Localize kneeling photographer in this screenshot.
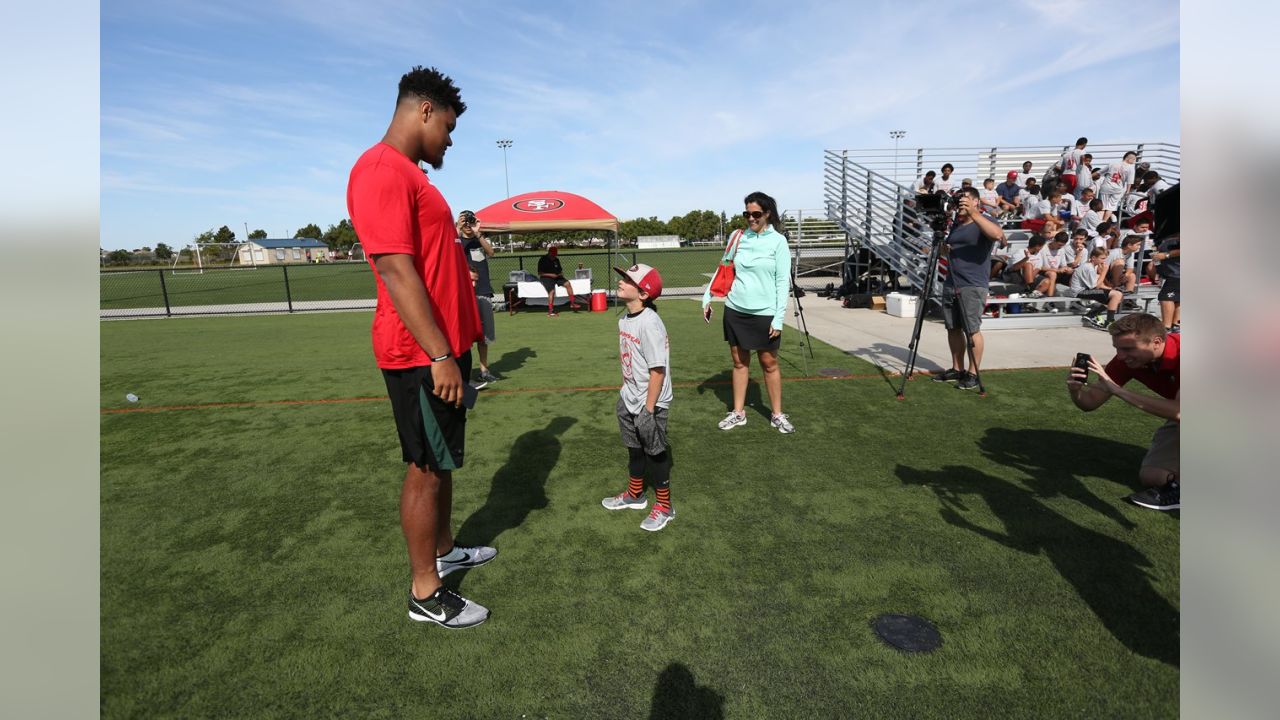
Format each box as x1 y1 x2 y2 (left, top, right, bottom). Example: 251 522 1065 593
1066 314 1180 510
931 187 1007 391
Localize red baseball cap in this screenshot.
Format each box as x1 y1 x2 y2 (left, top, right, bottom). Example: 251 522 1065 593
613 263 663 299
1007 171 1019 180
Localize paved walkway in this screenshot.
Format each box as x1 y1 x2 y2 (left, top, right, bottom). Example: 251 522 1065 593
775 296 1117 373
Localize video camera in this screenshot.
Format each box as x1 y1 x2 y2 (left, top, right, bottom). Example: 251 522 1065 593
913 191 957 237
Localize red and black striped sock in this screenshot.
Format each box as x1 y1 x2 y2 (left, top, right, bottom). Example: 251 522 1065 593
627 476 644 498
654 485 671 511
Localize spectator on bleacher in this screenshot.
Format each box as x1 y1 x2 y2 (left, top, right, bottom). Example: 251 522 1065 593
1048 189 1076 228
995 171 1022 214
1066 313 1180 511
1099 151 1138 223
932 187 1007 391
959 178 974 194
1042 159 1064 197
1070 246 1125 330
537 245 582 316
1138 170 1172 205
1066 228 1090 269
913 170 937 195
978 178 1001 216
1058 137 1088 193
1120 218 1154 278
1040 231 1075 289
1005 234 1057 298
1151 233 1181 334
1106 233 1143 292
1082 198 1105 239
937 164 957 194
1020 186 1050 231
1073 188 1095 224
1073 154 1096 199
1021 161 1035 185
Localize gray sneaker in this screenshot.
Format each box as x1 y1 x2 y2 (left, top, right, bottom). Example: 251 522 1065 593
718 411 747 430
478 369 499 384
408 586 489 628
770 413 795 434
437 544 498 578
640 505 675 532
602 492 647 510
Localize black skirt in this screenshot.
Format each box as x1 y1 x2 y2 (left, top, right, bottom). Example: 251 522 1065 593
723 306 780 351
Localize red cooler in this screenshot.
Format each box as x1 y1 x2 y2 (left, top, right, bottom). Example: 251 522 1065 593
590 289 608 312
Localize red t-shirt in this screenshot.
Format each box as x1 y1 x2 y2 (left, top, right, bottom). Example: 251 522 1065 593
1104 332 1180 399
346 143 481 369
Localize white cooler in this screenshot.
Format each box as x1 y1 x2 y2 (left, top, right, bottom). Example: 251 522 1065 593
885 292 919 318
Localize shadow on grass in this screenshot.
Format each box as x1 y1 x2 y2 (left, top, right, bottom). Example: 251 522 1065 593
980 428 1149 530
695 370 766 421
450 416 575 587
488 347 537 376
649 663 725 720
897 463 1179 667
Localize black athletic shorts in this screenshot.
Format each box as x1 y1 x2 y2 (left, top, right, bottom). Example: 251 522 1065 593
723 306 780 351
382 351 472 471
539 275 568 292
1158 277 1180 303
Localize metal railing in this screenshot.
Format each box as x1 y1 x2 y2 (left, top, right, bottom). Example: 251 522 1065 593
822 142 1181 295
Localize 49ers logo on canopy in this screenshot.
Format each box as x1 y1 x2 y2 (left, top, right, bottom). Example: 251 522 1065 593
513 198 565 213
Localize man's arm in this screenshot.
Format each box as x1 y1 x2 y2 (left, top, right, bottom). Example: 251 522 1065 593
477 234 495 258
1066 363 1113 411
1089 359 1180 421
645 367 666 413
371 253 463 405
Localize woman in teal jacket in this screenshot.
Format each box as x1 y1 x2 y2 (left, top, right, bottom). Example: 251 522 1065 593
702 191 794 434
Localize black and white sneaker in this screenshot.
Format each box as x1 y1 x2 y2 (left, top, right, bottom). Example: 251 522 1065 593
932 368 965 383
408 586 489 628
437 544 498 578
1127 481 1180 511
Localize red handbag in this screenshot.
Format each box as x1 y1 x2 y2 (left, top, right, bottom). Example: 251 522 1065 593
709 229 743 297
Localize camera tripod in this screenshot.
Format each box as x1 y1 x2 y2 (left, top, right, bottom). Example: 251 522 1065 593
789 259 814 375
896 215 986 399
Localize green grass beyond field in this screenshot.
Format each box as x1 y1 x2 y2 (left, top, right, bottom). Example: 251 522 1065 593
100 304 1178 718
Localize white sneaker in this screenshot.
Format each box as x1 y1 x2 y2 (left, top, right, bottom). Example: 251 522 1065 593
770 414 795 434
717 411 747 430
436 545 497 578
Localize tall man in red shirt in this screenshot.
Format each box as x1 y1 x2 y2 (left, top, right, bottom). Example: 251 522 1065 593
346 66 493 628
1066 313 1180 510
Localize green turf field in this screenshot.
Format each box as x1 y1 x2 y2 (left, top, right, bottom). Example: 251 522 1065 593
100 304 1178 718
99 248 736 312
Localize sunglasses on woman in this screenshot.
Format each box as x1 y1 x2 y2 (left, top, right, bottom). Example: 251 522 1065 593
742 211 766 220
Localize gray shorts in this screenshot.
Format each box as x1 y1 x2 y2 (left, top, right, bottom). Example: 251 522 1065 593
475 295 495 344
941 285 987 333
617 396 669 456
1143 420 1179 474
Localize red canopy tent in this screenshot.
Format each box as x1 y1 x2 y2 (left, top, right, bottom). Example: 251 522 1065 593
473 190 619 234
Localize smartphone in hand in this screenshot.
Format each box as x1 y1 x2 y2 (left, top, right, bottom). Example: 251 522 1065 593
462 382 479 409
1072 352 1091 382
703 305 713 323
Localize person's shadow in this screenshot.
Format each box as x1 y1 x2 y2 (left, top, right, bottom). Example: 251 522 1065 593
978 428 1156 530
695 370 766 422
488 347 537 376
897 464 1179 667
449 416 575 585
648 663 725 720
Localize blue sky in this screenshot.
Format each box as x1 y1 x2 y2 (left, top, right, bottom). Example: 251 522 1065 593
101 0 1179 250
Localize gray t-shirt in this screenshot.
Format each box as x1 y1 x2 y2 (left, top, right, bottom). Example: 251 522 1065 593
1070 262 1100 294
1155 237 1180 279
618 307 673 414
944 214 999 288
463 237 493 296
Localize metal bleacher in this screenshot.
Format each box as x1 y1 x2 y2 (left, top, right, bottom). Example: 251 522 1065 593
822 142 1179 329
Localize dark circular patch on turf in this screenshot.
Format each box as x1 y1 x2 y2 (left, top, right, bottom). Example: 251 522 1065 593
871 614 942 653
817 367 851 377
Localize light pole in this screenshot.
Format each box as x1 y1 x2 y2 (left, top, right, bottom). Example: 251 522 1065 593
889 130 906 185
496 139 513 198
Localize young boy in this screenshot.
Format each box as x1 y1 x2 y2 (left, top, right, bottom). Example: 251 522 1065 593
1106 233 1144 291
1072 246 1125 330
978 177 1002 216
601 263 676 531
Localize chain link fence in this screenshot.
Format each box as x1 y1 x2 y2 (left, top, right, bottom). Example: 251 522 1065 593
101 245 849 319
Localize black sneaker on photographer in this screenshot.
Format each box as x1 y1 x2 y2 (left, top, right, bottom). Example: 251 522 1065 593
957 373 980 391
932 368 965 383
1127 480 1180 511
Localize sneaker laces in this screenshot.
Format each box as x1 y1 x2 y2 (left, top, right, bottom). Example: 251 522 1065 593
647 505 669 520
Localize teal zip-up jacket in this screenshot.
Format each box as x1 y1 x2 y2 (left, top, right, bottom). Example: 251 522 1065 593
701 226 792 330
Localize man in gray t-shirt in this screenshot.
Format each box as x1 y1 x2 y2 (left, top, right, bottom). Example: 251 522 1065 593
933 187 1007 390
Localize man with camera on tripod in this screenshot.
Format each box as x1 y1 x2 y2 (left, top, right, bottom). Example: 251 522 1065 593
933 187 1007 390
